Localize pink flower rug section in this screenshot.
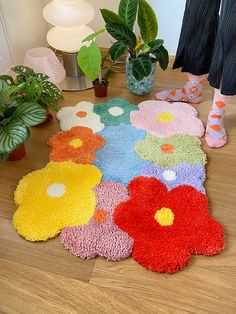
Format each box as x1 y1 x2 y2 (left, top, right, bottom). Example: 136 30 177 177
131 100 204 138
60 182 133 261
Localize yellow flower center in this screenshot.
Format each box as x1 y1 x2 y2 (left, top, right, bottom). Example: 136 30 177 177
154 207 174 226
69 138 83 148
157 112 174 124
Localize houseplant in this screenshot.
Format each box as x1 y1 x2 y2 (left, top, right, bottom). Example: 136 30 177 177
0 65 64 125
77 29 113 97
0 79 46 161
100 0 169 95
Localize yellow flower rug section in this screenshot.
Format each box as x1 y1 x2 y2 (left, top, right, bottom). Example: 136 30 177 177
13 161 102 241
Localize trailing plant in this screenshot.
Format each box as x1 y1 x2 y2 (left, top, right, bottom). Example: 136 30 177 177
77 29 113 84
100 0 169 80
0 79 46 160
0 65 64 112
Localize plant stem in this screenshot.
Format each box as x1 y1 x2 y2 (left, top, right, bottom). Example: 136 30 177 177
98 67 103 84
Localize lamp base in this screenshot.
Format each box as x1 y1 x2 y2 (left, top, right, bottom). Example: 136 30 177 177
61 75 93 91
61 52 93 91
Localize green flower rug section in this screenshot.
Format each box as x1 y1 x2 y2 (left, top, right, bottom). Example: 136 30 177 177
135 134 207 167
93 98 139 126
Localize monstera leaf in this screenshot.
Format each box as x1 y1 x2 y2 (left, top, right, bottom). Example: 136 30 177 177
138 0 158 43
77 42 101 81
0 120 30 154
108 42 127 61
131 56 152 81
118 0 138 29
106 23 137 49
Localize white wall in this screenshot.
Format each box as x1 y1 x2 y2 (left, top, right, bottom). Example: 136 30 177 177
148 0 186 55
0 0 185 66
0 0 49 64
0 13 13 72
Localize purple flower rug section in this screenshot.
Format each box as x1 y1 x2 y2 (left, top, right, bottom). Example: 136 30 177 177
141 163 206 193
60 182 133 261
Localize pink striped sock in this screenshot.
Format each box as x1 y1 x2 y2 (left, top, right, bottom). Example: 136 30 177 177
155 73 204 104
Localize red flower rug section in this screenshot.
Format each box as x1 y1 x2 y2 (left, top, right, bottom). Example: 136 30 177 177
114 176 224 273
49 126 105 164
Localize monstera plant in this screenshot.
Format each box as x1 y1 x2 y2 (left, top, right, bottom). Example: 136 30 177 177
0 65 64 124
101 0 169 95
0 79 46 161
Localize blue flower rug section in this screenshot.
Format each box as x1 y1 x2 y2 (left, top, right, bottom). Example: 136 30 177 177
93 125 149 185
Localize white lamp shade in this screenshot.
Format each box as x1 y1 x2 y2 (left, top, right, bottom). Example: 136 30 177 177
47 26 94 53
43 0 95 28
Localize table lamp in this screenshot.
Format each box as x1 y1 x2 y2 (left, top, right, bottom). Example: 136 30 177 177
43 0 95 91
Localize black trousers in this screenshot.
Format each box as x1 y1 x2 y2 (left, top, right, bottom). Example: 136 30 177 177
173 0 236 95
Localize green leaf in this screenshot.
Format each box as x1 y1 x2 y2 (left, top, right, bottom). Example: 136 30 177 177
154 45 169 70
12 102 46 126
0 120 30 153
42 81 64 100
82 29 105 42
108 42 127 61
138 0 158 43
0 79 9 92
118 0 138 29
148 39 164 52
0 152 9 161
106 23 137 49
100 9 126 25
77 42 101 81
0 75 14 86
131 56 152 80
35 73 49 81
11 65 35 78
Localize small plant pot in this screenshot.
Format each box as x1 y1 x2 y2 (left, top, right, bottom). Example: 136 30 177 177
35 108 53 127
93 79 109 97
7 143 26 161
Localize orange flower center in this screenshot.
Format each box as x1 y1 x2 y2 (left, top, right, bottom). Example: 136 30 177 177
76 111 87 118
154 207 174 226
93 209 108 223
69 138 83 148
160 144 174 154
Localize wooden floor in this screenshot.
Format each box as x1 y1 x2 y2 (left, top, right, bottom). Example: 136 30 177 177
0 67 236 314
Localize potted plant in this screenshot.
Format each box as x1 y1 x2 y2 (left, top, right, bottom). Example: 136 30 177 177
100 0 169 95
0 79 46 161
77 29 113 97
0 65 64 126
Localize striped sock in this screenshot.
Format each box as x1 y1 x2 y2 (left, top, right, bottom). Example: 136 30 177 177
155 73 204 104
205 89 231 148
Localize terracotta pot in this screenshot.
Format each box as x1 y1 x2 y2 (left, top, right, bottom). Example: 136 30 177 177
35 108 53 127
93 79 109 97
8 143 26 161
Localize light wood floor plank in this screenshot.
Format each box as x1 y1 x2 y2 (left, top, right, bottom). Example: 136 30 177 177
0 258 187 314
0 217 95 282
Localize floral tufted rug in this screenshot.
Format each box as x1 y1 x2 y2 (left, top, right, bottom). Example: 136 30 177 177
13 98 224 273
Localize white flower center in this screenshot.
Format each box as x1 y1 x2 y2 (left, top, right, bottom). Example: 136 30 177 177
108 106 124 116
163 170 177 181
47 183 66 198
